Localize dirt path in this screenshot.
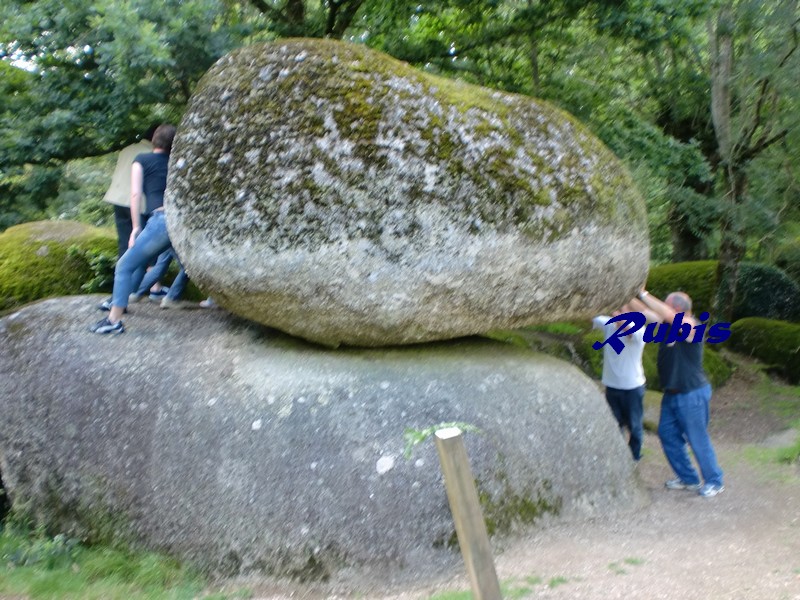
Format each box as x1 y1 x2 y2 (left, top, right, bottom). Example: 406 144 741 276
242 363 800 600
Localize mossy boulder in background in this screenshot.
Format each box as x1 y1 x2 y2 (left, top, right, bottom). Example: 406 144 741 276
0 220 116 313
167 38 649 347
729 318 800 384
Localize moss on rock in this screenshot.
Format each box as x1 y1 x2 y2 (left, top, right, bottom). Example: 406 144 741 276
0 221 117 314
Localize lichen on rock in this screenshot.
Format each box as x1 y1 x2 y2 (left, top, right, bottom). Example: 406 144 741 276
166 38 649 347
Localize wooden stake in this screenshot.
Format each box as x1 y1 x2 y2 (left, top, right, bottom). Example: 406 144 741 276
434 427 502 600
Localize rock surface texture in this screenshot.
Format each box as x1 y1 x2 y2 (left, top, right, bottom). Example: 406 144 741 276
166 39 649 347
0 298 644 586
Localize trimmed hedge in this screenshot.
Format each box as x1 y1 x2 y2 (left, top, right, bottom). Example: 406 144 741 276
646 261 718 314
578 328 732 391
729 318 800 384
646 260 800 322
0 220 116 313
734 262 800 322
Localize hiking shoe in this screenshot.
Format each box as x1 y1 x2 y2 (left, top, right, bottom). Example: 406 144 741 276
96 299 126 314
665 478 702 491
698 483 725 497
148 286 170 302
90 317 125 335
160 297 188 309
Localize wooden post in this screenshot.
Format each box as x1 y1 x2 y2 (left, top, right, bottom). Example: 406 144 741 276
434 427 502 600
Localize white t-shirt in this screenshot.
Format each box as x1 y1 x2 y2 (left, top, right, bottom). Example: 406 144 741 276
592 315 646 390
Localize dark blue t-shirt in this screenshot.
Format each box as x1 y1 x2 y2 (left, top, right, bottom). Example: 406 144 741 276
657 339 709 392
134 152 169 214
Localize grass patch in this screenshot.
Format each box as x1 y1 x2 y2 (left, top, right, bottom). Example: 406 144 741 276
547 576 569 588
0 525 250 600
427 577 540 599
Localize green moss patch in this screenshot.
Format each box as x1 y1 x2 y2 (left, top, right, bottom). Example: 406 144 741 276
0 220 117 314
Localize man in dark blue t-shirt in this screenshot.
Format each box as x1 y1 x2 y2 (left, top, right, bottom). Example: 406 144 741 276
636 289 724 498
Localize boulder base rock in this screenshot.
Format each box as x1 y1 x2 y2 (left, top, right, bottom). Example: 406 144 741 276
166 39 648 347
0 298 645 587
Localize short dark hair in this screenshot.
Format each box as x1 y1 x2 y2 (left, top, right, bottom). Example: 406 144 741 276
152 124 176 153
142 123 160 141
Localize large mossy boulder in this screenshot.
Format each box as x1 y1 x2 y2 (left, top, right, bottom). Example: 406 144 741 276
166 39 649 347
0 220 116 313
0 297 644 587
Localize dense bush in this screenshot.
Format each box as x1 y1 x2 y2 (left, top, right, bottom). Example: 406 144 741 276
734 262 800 322
577 327 732 391
773 240 800 286
0 220 116 313
645 261 718 314
646 260 800 322
729 318 800 384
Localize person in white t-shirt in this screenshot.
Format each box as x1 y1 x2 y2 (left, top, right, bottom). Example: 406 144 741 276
592 299 655 461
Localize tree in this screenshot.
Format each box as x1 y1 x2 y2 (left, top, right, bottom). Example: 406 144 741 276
709 0 800 319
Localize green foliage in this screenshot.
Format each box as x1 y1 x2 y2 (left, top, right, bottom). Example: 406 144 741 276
0 220 116 313
772 240 800 286
646 261 718 314
66 245 116 293
646 260 800 322
0 523 250 599
729 318 800 384
734 262 800 322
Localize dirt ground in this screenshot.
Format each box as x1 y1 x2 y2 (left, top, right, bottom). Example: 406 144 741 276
237 361 800 600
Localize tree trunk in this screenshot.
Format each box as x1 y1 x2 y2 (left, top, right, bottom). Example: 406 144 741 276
715 168 748 321
709 3 741 320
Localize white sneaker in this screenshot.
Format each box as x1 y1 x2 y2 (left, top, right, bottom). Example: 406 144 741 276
698 483 725 497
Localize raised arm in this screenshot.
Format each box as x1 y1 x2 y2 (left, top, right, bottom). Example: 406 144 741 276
636 289 697 326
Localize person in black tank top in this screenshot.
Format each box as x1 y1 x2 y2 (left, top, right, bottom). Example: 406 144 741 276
637 289 724 497
91 124 190 334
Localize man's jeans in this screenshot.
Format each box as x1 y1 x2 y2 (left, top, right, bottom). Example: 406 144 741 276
113 205 132 260
112 212 186 308
606 384 645 461
658 384 723 486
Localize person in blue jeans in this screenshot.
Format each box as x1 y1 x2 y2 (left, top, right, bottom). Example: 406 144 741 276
636 289 724 498
91 124 188 334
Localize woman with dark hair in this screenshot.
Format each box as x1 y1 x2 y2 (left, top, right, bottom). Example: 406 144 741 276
92 124 188 334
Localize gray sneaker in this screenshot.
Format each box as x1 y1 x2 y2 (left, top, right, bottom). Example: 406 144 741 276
665 478 702 491
698 483 725 497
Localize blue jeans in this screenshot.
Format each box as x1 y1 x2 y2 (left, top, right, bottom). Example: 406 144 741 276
112 212 186 308
658 384 723 486
135 248 188 301
606 384 645 460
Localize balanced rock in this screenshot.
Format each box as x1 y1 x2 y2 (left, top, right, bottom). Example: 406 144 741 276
166 39 648 347
0 298 645 586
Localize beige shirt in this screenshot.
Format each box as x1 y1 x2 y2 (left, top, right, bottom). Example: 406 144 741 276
102 140 153 209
